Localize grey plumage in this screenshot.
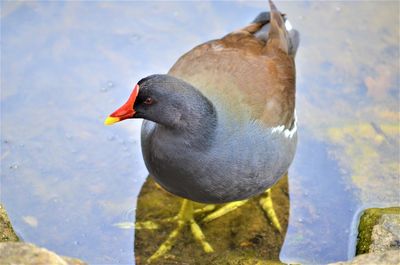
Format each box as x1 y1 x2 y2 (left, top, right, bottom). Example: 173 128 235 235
139 75 297 203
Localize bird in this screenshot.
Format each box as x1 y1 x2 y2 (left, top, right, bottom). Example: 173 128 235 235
105 0 299 262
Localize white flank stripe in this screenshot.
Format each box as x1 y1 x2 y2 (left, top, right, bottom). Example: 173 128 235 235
271 111 297 138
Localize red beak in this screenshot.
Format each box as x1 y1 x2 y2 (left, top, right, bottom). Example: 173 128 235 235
104 84 139 125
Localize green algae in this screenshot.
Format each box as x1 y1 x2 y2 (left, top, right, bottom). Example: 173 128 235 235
0 204 19 242
356 207 400 255
134 175 290 264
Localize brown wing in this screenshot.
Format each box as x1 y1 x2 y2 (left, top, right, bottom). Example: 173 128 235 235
168 1 296 128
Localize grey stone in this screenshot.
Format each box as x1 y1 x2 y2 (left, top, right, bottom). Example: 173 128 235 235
370 214 400 253
0 242 87 265
329 249 400 265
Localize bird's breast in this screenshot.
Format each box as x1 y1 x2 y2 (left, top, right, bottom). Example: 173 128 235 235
141 119 297 203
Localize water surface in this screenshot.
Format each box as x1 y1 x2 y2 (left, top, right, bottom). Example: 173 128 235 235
1 1 399 264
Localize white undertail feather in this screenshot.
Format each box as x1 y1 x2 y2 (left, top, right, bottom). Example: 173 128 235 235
285 20 293 31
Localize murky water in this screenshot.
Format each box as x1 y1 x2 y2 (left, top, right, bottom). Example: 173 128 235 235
1 1 399 264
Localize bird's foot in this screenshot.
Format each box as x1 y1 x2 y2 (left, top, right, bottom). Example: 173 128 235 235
145 199 214 264
202 189 282 232
118 189 281 263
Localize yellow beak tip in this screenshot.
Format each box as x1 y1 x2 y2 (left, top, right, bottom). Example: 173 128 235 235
104 116 120 126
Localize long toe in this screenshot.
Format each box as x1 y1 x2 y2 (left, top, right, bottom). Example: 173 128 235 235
259 189 282 233
202 200 249 223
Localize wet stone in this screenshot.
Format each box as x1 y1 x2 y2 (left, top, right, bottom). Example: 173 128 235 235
0 242 87 265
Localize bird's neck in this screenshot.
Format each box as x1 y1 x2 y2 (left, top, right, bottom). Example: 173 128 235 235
158 87 218 150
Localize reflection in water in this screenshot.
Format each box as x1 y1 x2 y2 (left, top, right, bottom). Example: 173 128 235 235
281 133 358 263
1 1 399 264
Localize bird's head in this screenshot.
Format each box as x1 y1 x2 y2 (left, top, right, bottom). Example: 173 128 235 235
104 75 214 129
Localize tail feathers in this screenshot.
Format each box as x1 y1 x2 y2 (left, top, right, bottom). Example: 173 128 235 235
267 0 292 55
252 11 271 24
287 28 300 56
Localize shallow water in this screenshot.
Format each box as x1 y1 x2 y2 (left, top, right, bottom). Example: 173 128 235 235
1 1 399 264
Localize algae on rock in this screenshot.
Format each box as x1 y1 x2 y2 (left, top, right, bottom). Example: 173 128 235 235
0 204 19 242
356 207 400 255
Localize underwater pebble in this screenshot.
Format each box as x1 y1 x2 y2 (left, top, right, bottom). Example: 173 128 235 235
107 81 114 88
9 164 19 170
129 34 141 43
22 216 38 227
107 135 116 141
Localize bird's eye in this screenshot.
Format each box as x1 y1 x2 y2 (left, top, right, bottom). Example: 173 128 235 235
144 97 154 105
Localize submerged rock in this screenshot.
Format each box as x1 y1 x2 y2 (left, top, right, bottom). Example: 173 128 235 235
0 242 87 265
0 204 19 242
356 207 400 255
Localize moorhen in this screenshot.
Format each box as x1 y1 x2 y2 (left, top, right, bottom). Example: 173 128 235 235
105 0 299 262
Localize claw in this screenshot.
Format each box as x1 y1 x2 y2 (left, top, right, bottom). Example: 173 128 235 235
190 219 214 253
259 189 282 233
